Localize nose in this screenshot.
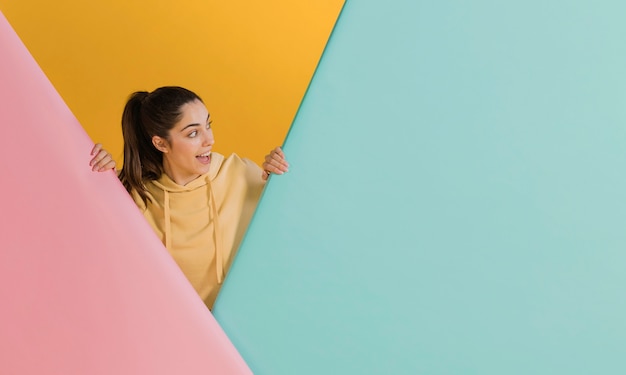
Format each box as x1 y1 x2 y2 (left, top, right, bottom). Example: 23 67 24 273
203 128 215 147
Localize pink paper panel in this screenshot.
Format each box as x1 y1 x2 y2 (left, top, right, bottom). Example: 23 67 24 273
0 11 251 375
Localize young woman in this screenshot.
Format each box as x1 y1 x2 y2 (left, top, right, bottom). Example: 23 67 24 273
90 86 288 309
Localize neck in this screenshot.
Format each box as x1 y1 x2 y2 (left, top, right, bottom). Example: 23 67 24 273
161 162 201 186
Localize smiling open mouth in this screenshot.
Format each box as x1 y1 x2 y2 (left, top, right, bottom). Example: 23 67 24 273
196 152 211 164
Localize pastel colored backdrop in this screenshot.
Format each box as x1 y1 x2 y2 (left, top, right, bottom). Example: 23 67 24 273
214 0 626 374
0 0 344 164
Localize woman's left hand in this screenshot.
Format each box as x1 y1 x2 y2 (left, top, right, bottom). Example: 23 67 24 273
262 146 289 181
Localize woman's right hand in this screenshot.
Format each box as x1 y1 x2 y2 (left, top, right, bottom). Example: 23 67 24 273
90 143 116 172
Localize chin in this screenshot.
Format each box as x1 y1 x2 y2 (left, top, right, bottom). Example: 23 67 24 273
198 165 211 175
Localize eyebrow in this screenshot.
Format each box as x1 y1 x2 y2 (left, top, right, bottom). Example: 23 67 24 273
180 114 211 132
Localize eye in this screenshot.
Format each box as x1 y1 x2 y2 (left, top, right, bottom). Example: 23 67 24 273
207 121 212 130
188 130 198 138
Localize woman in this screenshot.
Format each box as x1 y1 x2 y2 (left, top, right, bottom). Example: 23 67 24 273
90 86 288 309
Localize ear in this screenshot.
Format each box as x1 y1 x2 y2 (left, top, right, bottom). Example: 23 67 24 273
152 136 169 153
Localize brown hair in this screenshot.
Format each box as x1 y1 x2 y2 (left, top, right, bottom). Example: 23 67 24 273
117 86 203 204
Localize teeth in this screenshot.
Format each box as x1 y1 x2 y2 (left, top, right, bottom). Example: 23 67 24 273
198 152 210 157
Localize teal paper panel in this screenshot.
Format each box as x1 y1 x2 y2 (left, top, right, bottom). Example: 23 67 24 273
214 0 626 374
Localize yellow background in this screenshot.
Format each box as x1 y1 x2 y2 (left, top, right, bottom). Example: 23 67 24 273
0 0 343 164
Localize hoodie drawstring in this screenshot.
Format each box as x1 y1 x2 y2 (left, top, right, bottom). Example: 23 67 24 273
159 176 224 285
163 190 172 250
207 175 224 284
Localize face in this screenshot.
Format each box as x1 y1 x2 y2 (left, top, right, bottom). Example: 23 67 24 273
152 99 214 186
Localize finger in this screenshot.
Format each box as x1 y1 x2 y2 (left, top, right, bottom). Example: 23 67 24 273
91 143 102 156
89 151 100 166
93 150 116 172
269 154 289 171
98 160 116 172
261 169 271 181
90 155 103 169
91 150 107 169
265 150 289 171
270 147 287 163
262 160 286 174
274 146 285 159
95 156 115 172
90 149 110 167
97 152 114 167
261 162 278 175
95 155 111 169
265 147 285 160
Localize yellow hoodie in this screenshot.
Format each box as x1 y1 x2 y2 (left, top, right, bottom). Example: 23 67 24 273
131 152 264 309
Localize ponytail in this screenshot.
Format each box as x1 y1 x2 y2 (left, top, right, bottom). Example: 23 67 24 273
118 91 162 205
